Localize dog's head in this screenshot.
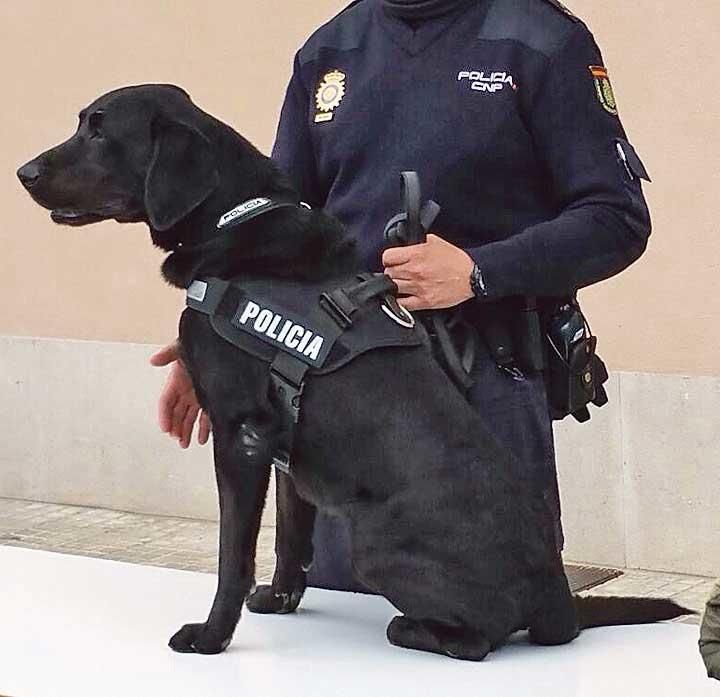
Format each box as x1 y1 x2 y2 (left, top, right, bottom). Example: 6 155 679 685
17 84 221 240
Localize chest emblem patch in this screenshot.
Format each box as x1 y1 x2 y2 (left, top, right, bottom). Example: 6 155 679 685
314 70 346 123
589 65 618 116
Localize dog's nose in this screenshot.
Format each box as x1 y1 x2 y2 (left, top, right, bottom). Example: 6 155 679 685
17 161 42 189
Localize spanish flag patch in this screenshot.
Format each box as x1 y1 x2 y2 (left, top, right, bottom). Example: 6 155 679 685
589 65 618 116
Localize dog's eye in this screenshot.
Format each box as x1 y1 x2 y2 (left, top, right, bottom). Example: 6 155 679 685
87 111 105 139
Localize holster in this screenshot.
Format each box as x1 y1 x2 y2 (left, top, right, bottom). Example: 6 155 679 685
465 295 609 423
542 297 609 423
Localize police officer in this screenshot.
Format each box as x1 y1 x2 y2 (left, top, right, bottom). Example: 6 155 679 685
152 0 651 592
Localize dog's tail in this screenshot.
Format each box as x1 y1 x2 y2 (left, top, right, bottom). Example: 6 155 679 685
574 595 696 629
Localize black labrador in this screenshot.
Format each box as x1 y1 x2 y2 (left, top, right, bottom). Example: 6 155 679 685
17 85 689 659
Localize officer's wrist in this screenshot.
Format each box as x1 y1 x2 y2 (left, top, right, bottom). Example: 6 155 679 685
469 263 488 300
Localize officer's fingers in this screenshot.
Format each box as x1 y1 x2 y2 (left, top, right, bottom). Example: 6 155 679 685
149 342 179 367
392 279 418 296
198 411 212 445
178 405 199 449
382 246 415 267
397 295 429 312
158 383 179 433
171 401 190 441
385 262 422 281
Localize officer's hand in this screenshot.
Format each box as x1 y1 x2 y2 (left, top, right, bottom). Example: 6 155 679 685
149 341 211 449
382 234 474 311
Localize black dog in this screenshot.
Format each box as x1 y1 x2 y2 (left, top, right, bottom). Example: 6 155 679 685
17 85 690 659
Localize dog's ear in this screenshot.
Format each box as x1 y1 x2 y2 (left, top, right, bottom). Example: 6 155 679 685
144 119 219 232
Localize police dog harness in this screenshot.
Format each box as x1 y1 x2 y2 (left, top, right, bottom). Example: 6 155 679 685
185 198 425 474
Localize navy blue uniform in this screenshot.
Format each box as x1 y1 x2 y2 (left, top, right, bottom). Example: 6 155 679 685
272 0 651 591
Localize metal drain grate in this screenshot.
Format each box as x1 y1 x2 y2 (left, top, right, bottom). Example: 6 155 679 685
565 564 623 593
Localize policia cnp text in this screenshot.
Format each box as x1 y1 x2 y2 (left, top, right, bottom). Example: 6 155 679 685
151 0 652 592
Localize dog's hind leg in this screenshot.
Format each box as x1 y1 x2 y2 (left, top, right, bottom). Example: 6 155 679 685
528 565 580 646
387 616 491 661
247 471 316 614
169 422 272 654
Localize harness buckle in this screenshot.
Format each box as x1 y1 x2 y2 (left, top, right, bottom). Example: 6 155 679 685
270 368 305 424
272 451 291 475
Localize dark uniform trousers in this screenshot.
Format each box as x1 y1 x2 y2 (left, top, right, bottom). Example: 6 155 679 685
307 343 561 593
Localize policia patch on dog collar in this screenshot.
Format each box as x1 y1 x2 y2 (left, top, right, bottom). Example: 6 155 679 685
589 65 618 116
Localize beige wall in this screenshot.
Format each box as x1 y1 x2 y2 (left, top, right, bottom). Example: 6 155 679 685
2 0 719 375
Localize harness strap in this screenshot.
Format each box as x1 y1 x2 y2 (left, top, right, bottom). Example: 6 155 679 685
270 352 309 425
431 314 475 391
269 350 310 475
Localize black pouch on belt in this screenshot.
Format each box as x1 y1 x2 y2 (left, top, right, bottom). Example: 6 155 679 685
545 298 609 423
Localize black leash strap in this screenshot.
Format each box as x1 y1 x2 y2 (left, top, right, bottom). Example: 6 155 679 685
384 171 477 392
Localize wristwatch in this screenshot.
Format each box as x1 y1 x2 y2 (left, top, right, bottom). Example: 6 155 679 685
469 263 488 299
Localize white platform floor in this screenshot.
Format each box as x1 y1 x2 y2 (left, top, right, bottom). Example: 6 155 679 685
0 546 714 697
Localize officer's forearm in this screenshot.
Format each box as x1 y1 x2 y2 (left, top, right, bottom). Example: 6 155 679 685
464 201 650 299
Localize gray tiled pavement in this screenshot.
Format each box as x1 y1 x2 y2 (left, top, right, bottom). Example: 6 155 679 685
0 497 273 580
0 497 714 624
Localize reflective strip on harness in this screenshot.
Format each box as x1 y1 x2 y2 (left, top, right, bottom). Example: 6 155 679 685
186 279 229 316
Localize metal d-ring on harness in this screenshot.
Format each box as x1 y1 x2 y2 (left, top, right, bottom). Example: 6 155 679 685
384 172 478 391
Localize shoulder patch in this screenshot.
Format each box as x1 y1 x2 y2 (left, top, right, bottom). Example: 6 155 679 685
589 65 619 116
479 0 582 58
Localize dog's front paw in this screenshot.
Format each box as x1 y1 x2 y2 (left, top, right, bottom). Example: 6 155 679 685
168 622 232 654
246 584 304 614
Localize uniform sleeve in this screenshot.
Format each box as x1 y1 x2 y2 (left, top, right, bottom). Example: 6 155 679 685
466 24 651 299
700 581 720 679
271 53 326 207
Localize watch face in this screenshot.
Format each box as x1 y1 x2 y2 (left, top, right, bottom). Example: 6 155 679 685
470 264 487 298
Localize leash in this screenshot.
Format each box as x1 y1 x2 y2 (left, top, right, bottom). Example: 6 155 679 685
384 172 477 392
